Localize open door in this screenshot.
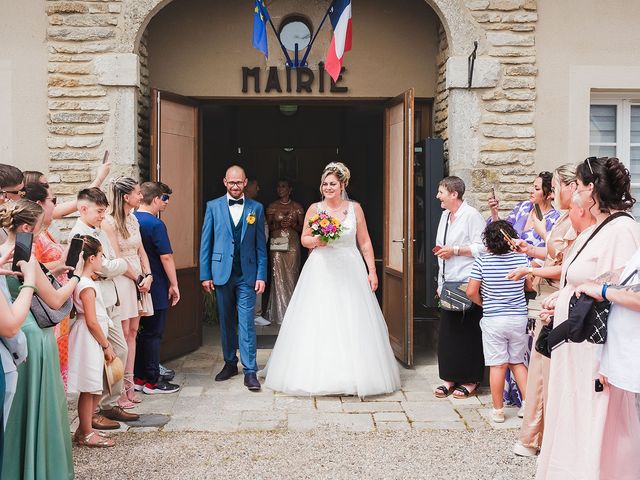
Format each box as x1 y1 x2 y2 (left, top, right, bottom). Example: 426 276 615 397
150 89 202 360
383 89 415 367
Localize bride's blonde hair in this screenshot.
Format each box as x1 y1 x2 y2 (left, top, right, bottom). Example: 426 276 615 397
319 162 351 197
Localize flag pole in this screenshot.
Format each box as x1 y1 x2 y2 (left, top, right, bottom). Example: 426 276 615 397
300 0 336 67
264 13 294 66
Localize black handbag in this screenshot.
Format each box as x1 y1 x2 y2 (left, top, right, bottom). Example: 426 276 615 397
566 268 637 344
543 212 635 352
30 264 74 329
439 213 473 312
535 319 554 358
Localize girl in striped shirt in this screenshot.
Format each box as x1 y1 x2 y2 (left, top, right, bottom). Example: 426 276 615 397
467 220 532 423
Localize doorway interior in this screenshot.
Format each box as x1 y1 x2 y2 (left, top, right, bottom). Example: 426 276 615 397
198 99 439 362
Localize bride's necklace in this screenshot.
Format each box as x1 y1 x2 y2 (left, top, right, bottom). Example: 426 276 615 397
279 199 291 205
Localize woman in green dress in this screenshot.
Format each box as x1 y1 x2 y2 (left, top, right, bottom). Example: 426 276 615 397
0 200 82 479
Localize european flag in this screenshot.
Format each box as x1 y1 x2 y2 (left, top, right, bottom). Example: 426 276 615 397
252 0 269 58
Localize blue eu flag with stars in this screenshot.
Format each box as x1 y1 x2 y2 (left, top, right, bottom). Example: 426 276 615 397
252 0 269 58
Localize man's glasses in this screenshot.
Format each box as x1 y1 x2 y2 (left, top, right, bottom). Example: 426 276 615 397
0 189 26 198
225 181 244 187
161 194 170 202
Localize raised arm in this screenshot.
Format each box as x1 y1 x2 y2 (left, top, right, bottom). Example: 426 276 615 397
53 161 111 219
34 259 81 309
0 253 38 337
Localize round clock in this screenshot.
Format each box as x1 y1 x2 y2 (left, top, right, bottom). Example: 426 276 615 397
279 17 312 51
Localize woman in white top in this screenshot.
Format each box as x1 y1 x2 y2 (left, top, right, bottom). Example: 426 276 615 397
433 176 486 399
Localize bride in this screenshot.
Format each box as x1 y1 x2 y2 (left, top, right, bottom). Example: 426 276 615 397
263 162 401 397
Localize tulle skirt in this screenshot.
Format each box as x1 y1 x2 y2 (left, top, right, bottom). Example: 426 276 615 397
263 245 401 397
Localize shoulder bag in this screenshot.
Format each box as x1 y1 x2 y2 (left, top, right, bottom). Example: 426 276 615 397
30 264 74 329
537 212 633 354
440 213 473 312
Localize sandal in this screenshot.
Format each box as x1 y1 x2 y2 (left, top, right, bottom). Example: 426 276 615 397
74 431 115 448
121 374 141 405
433 384 455 398
452 383 480 399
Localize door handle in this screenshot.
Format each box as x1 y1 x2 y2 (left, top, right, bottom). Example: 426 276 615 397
392 239 405 244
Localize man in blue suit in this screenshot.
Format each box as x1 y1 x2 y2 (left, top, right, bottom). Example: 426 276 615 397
200 165 267 391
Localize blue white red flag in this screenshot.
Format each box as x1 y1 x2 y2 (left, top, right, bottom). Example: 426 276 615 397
252 0 270 58
325 0 352 82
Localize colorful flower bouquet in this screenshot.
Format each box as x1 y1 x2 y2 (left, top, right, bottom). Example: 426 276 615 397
309 211 343 243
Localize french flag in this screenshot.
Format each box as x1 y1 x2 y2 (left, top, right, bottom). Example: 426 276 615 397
325 0 352 82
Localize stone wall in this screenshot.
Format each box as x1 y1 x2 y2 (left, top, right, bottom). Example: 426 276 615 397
434 21 449 168
42 0 538 221
465 0 538 213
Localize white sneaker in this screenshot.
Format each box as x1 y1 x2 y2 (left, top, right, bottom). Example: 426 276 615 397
517 400 526 418
254 315 271 326
492 408 505 423
513 441 538 457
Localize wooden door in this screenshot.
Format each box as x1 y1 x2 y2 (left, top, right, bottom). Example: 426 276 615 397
383 89 415 367
150 89 202 360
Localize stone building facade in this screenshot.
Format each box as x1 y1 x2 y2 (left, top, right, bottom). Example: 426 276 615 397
38 0 539 224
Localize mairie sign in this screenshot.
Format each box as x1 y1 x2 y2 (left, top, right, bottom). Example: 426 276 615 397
242 63 347 94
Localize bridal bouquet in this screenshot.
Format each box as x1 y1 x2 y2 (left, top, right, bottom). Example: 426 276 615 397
309 212 343 242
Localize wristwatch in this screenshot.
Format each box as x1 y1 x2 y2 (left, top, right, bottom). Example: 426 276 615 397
453 245 460 256
527 267 534 276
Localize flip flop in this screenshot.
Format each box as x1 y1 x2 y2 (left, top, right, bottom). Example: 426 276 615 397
433 384 455 398
452 383 479 399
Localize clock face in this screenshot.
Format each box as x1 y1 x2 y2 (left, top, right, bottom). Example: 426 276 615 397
279 20 312 51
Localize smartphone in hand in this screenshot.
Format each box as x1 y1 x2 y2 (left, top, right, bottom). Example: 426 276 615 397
432 245 442 254
102 150 109 164
490 187 496 200
534 203 543 221
11 232 33 272
65 236 84 278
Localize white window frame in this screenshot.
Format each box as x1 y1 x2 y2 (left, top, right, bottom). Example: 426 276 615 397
590 94 640 198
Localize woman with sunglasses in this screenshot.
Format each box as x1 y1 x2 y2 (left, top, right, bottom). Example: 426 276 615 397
24 182 76 389
487 171 561 408
536 157 640 479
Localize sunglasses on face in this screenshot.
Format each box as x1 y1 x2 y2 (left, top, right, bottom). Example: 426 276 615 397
0 189 26 198
161 194 170 202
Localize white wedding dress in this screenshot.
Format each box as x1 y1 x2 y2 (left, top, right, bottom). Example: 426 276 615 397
263 201 401 397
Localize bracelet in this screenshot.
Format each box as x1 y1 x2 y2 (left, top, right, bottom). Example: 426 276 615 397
19 284 38 294
144 273 153 278
527 267 534 277
453 245 460 256
601 283 610 301
70 274 81 282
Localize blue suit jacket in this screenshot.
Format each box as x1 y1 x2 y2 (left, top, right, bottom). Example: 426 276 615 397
199 195 268 286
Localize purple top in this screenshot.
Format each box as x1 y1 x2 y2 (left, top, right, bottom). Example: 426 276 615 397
489 200 561 252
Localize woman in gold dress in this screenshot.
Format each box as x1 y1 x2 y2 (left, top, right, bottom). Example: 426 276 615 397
265 180 304 324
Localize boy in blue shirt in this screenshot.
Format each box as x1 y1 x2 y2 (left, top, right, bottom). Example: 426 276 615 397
133 182 180 394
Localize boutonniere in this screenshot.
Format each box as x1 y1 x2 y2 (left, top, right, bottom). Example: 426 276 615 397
246 211 256 225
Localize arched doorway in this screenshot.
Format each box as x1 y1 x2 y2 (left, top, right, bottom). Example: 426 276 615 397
126 0 482 365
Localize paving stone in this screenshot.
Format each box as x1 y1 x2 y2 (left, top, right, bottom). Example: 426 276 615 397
447 394 482 406
363 390 406 402
342 401 403 413
377 421 411 432
402 402 461 422
315 398 343 412
274 396 315 411
238 420 287 431
163 415 240 432
373 412 408 422
402 380 437 392
340 395 363 403
241 410 287 422
132 395 177 415
288 413 374 432
179 386 204 397
456 407 491 431
478 407 523 429
403 391 444 402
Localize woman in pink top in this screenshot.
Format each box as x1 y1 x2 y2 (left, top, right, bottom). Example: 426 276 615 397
536 157 640 480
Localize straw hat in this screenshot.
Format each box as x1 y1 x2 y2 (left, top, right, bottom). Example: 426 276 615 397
104 356 124 395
